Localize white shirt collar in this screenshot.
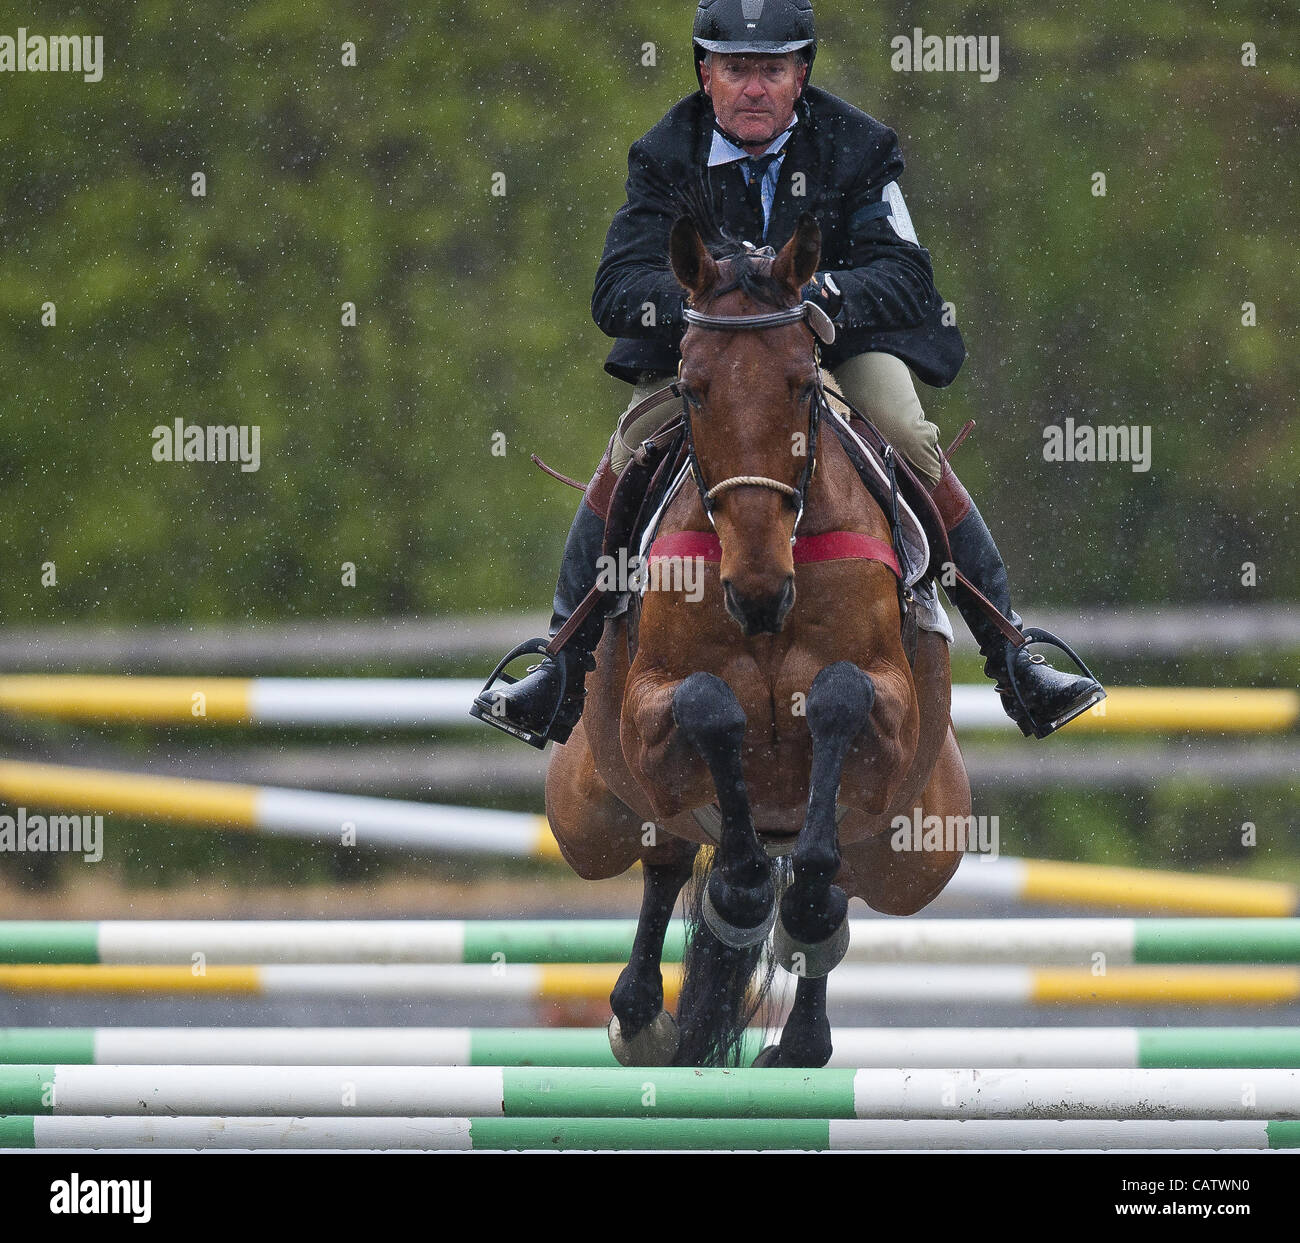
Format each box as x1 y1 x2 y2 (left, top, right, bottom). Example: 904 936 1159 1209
707 119 797 167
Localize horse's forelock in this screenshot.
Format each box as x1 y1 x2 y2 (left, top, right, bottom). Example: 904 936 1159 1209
702 246 793 311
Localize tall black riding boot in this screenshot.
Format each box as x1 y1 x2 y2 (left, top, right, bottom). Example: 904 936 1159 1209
931 460 1106 738
471 467 614 748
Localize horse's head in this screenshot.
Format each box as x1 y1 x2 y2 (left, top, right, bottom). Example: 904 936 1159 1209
669 213 825 636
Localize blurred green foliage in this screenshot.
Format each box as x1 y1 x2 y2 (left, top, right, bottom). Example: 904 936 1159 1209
0 0 1295 625
0 3 1296 894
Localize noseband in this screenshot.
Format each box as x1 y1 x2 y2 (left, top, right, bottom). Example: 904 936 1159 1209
680 293 835 534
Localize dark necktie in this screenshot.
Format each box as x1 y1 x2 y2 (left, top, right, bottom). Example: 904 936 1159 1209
743 153 781 218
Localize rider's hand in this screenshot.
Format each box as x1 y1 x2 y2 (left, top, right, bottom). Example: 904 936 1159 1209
801 272 843 320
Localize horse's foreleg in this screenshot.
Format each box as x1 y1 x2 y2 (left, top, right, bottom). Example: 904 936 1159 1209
761 662 874 1069
780 661 875 960
671 671 775 943
608 838 698 1065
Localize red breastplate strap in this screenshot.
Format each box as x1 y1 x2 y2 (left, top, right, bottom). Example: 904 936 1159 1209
646 530 901 578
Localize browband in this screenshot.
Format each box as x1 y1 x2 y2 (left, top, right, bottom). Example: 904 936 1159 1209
683 300 836 345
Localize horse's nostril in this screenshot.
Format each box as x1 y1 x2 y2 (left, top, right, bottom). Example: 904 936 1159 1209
722 580 741 622
722 576 796 635
779 574 796 616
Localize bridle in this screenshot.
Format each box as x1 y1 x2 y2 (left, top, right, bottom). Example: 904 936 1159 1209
679 286 836 536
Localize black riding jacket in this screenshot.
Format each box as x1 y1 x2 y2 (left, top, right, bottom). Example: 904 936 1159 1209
592 85 965 387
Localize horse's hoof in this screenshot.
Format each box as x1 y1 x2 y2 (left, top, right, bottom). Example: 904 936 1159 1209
608 1011 680 1066
701 884 777 949
751 1044 785 1068
772 914 851 978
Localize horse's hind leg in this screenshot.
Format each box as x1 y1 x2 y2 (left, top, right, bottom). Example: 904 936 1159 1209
608 837 698 1066
753 975 830 1068
759 661 875 1069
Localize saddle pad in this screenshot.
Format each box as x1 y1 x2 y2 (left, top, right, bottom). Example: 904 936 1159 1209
912 576 955 645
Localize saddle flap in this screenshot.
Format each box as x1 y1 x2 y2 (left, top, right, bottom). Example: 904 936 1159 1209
824 409 931 588
821 387 953 578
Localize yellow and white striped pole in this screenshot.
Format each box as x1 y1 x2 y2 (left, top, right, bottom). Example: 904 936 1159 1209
0 677 1295 732
0 758 561 859
1 963 1299 1006
0 758 1294 912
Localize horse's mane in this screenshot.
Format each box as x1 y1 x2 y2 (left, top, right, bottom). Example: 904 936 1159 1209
664 172 791 311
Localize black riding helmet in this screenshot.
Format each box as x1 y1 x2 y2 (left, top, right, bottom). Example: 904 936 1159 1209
692 0 817 88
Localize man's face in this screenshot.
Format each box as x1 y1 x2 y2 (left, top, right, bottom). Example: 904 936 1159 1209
700 52 807 151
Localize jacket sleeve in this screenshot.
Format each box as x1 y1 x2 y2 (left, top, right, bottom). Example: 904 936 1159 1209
824 128 943 334
591 140 689 342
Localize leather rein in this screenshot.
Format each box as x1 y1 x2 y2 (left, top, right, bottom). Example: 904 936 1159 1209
680 295 837 536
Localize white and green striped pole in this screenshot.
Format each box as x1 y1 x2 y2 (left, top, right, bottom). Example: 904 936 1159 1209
1 1115 1297 1151
5 1026 1300 1069
3 1064 1300 1119
4 918 1300 965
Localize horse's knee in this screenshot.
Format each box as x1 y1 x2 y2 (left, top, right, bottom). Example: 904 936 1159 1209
807 661 875 743
671 672 746 757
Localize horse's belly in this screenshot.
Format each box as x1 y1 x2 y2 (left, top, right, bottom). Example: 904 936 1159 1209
747 802 806 835
741 746 814 833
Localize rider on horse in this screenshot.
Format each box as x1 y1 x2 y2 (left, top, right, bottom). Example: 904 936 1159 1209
473 0 1105 746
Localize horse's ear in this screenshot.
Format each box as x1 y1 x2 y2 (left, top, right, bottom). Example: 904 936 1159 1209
669 216 719 297
772 212 822 292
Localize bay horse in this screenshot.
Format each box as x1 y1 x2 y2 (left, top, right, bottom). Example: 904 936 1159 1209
545 213 970 1068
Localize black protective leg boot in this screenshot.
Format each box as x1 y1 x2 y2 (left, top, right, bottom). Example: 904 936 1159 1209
932 461 1106 738
471 498 610 748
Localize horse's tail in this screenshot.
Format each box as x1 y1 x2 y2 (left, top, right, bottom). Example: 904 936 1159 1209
673 849 786 1068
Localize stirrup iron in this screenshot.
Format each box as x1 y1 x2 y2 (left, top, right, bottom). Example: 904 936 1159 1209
1003 626 1106 739
469 637 570 750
